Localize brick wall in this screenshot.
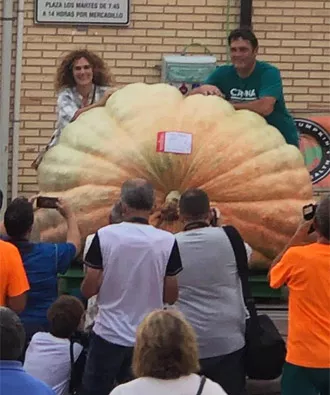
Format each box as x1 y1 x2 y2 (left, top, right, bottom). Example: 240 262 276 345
1 0 329 195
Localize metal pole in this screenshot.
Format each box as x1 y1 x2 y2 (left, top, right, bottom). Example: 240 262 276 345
0 0 14 214
240 0 253 28
12 0 25 199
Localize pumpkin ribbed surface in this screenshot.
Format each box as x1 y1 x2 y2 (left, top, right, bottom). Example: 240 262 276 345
35 83 313 268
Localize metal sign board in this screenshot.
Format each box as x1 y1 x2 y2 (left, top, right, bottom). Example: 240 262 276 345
35 0 130 26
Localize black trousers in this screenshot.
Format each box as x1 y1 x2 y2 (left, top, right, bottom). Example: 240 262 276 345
199 347 246 395
80 332 133 395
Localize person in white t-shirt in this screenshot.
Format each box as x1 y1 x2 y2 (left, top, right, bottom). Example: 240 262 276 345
80 179 183 395
83 201 124 332
24 295 85 395
110 309 228 395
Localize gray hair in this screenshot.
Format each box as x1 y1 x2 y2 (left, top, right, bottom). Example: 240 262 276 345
315 195 330 240
0 307 25 360
109 201 124 224
121 179 154 211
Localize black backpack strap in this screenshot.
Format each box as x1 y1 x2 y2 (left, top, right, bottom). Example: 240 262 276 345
223 226 259 323
69 339 75 393
90 84 97 105
196 376 207 395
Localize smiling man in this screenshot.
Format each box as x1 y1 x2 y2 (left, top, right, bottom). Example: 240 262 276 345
190 28 299 147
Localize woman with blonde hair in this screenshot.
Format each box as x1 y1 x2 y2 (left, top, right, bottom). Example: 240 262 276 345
32 49 117 168
110 310 228 395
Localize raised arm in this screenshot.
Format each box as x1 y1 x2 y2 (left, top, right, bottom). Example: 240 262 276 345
56 199 81 257
81 233 103 299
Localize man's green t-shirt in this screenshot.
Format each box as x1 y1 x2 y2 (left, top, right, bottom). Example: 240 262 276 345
205 61 299 146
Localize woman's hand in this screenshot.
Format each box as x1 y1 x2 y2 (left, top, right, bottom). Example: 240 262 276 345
99 87 120 106
72 108 87 121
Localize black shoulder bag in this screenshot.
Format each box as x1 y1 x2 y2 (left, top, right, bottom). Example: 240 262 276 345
223 225 286 380
69 332 89 394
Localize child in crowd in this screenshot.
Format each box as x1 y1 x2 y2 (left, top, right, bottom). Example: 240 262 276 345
24 295 86 395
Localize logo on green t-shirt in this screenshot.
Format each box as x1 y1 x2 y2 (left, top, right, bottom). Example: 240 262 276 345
229 88 257 101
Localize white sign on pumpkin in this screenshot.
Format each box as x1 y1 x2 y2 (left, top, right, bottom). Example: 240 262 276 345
35 0 130 26
157 132 193 155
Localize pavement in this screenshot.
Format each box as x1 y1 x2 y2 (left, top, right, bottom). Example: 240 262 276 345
245 306 288 395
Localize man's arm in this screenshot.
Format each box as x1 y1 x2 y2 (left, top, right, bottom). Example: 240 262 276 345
233 66 284 117
270 218 315 272
163 240 183 305
81 267 103 299
56 199 81 257
163 276 179 305
232 97 276 117
7 294 27 314
188 66 226 97
268 219 315 288
81 233 103 299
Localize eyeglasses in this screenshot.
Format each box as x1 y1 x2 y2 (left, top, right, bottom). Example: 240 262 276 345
73 65 92 71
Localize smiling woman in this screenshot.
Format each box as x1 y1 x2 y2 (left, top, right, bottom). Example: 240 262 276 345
32 49 117 169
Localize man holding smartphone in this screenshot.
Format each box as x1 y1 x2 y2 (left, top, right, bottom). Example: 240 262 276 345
2 196 81 345
269 195 330 395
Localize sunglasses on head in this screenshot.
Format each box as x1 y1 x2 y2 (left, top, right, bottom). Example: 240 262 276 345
73 65 92 71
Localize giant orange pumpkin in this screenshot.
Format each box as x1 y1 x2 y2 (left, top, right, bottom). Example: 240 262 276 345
34 83 313 268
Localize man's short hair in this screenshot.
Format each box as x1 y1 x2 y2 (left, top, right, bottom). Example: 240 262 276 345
0 307 25 360
47 295 85 339
4 197 34 239
179 188 210 220
228 28 259 50
121 179 154 211
315 195 330 240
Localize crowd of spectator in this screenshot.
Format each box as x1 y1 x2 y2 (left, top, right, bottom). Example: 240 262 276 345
0 182 329 395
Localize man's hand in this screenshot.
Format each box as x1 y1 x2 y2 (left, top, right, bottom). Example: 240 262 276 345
28 195 39 211
99 87 120 106
189 85 224 97
28 195 38 205
56 198 74 219
292 218 315 244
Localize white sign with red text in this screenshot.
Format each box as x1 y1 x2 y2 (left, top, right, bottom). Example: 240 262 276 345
157 131 193 155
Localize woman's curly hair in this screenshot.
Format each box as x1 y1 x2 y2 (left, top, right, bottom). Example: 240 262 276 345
55 49 114 92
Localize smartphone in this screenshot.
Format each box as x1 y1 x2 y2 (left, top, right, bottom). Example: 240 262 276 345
302 204 317 221
36 196 59 209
